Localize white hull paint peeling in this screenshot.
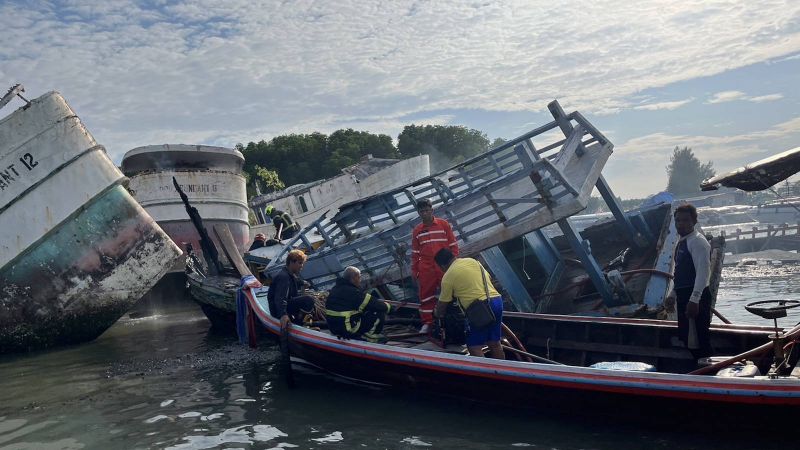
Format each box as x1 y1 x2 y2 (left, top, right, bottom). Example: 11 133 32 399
0 91 182 353
121 145 249 266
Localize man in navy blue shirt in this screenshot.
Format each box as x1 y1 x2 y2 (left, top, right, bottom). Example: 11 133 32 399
671 204 714 359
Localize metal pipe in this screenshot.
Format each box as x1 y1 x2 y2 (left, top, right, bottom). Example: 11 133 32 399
500 344 564 365
501 323 533 363
711 307 733 324
689 323 800 375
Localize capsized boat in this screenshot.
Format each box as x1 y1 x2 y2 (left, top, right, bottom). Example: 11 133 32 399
260 101 724 318
0 86 182 353
248 154 431 239
264 100 614 294
701 146 800 192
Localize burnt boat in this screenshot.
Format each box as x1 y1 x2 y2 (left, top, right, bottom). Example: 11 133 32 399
121 144 249 269
186 269 240 330
0 86 182 353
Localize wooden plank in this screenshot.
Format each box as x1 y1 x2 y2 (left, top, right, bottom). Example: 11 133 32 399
213 224 252 277
527 336 691 360
0 84 26 110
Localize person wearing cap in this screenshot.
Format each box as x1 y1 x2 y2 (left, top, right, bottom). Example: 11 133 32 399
248 233 267 251
265 205 301 240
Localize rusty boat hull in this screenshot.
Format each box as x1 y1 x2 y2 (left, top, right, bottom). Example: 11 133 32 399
0 91 182 353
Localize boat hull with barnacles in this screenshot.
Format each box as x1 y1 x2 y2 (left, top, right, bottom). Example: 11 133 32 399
0 86 182 353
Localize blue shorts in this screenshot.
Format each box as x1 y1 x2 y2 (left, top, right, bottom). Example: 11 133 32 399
465 296 503 347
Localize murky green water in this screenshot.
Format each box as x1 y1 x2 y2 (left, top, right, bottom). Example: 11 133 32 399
1 265 799 449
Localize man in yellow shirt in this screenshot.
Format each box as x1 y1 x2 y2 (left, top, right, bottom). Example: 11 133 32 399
433 248 505 359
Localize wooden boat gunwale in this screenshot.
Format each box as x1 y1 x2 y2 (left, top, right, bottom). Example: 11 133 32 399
242 284 800 406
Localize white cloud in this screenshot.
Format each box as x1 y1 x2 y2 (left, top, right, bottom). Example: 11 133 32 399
634 98 694 111
706 91 747 104
748 93 784 103
706 90 784 104
1 0 799 163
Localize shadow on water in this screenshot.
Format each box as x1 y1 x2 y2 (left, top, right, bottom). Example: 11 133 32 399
1 266 799 449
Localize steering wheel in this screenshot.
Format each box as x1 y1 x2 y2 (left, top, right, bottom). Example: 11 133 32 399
744 300 800 320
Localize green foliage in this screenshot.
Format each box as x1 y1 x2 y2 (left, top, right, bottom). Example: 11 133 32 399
239 125 504 199
490 137 508 148
254 165 285 192
665 146 715 196
397 124 491 172
239 129 395 192
329 129 398 160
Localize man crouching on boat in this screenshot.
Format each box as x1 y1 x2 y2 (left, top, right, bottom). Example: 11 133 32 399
268 249 316 328
325 266 392 343
433 249 505 359
671 204 714 360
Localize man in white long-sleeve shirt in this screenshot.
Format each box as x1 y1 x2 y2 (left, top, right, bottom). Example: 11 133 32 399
671 204 714 359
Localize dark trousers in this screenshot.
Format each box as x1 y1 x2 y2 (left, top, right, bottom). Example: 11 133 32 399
287 295 315 324
328 310 386 339
676 286 714 359
280 227 299 240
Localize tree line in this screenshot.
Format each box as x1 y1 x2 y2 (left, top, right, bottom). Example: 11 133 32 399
238 124 737 205
237 125 498 197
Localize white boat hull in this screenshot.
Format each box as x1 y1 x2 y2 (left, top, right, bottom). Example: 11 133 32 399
122 145 249 269
0 92 182 353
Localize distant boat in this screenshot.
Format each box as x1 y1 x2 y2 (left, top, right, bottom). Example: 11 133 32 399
248 154 431 239
0 86 182 353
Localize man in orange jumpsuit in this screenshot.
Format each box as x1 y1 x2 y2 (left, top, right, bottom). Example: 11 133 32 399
411 198 459 333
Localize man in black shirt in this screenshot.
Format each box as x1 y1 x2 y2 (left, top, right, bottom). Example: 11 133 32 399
267 249 315 327
325 266 392 343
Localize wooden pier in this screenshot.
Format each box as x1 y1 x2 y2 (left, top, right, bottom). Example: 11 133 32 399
722 222 800 254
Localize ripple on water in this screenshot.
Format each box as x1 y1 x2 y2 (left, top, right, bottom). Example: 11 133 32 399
401 436 433 446
164 424 288 450
311 431 343 443
716 264 800 325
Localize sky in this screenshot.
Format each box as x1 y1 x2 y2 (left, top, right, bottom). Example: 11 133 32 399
2 0 800 198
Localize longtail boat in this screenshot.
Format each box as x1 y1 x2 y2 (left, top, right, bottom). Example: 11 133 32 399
240 277 800 417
